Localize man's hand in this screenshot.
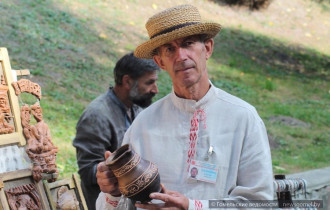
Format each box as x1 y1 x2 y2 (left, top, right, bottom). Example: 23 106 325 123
135 184 189 210
96 151 121 196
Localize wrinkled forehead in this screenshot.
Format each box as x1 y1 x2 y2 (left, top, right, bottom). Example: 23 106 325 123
161 35 201 47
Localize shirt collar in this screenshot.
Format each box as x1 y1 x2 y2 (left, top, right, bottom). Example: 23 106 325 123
108 87 127 112
170 81 216 113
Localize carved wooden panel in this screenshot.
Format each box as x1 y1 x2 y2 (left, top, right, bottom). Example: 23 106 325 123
0 169 50 210
0 48 25 146
0 75 14 135
43 174 88 210
12 79 41 101
0 47 58 182
5 183 42 210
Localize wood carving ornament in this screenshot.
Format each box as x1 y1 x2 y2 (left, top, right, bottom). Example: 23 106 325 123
21 103 58 182
12 78 58 182
5 183 43 210
11 79 41 100
0 75 14 134
56 186 79 210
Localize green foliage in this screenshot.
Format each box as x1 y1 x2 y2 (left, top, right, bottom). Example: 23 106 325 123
153 71 172 101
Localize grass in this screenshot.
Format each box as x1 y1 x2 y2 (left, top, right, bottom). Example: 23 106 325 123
0 0 329 179
209 27 330 173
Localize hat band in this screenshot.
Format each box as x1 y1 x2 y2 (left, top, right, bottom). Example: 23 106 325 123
150 22 199 39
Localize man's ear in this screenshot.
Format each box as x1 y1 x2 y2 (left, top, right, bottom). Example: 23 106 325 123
122 75 133 89
204 38 214 60
153 55 166 70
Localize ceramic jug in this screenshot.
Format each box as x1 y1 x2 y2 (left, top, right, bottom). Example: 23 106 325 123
105 144 161 203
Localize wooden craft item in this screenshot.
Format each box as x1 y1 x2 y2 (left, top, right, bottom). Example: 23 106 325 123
5 183 42 210
0 47 26 146
43 174 88 210
11 79 41 100
56 186 79 210
20 102 58 183
12 69 30 77
0 75 14 135
0 169 51 210
106 144 161 203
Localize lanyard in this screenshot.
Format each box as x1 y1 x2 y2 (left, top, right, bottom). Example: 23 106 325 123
187 108 207 171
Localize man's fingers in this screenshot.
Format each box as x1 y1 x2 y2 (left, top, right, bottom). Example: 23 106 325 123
97 163 115 178
150 192 171 203
158 184 177 196
160 183 167 194
97 162 108 172
97 151 111 172
103 175 118 182
96 151 121 196
104 151 112 159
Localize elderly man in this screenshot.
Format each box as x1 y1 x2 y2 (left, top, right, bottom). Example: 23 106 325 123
73 52 159 210
96 5 273 210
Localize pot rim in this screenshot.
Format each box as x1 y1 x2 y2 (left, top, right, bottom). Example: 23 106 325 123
106 144 132 166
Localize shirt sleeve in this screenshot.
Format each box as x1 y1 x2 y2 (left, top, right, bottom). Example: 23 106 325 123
96 192 135 210
228 119 274 200
73 109 113 186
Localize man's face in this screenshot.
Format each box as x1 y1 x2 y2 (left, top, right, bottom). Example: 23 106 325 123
153 35 213 90
190 168 198 178
129 71 158 108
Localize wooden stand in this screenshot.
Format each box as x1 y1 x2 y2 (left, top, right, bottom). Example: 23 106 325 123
0 48 26 146
0 48 86 209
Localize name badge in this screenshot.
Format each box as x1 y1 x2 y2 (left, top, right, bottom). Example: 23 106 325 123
188 160 218 184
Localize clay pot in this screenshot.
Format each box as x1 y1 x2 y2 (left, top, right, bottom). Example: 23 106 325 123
105 144 161 203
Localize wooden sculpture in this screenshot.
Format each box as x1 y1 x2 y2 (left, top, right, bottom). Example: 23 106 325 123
11 79 41 100
5 183 43 210
11 76 58 182
56 186 79 210
0 75 14 134
21 102 58 183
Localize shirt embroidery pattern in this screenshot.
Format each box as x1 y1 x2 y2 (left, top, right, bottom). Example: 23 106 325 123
106 196 119 207
187 109 206 171
195 200 203 210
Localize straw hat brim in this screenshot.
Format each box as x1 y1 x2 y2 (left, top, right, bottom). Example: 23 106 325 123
134 22 221 59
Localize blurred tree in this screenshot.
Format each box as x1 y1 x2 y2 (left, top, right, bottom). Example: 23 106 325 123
212 0 273 10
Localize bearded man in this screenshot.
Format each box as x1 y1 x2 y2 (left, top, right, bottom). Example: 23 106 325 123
73 52 159 210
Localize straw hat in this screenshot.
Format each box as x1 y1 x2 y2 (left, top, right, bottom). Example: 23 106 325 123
134 4 222 59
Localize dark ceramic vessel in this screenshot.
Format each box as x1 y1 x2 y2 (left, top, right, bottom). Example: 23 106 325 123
105 144 161 203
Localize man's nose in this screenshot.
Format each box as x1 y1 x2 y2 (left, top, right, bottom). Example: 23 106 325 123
176 47 188 61
151 83 159 94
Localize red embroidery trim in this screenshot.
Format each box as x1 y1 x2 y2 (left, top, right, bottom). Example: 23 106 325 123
187 109 206 171
106 196 119 207
195 200 203 210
